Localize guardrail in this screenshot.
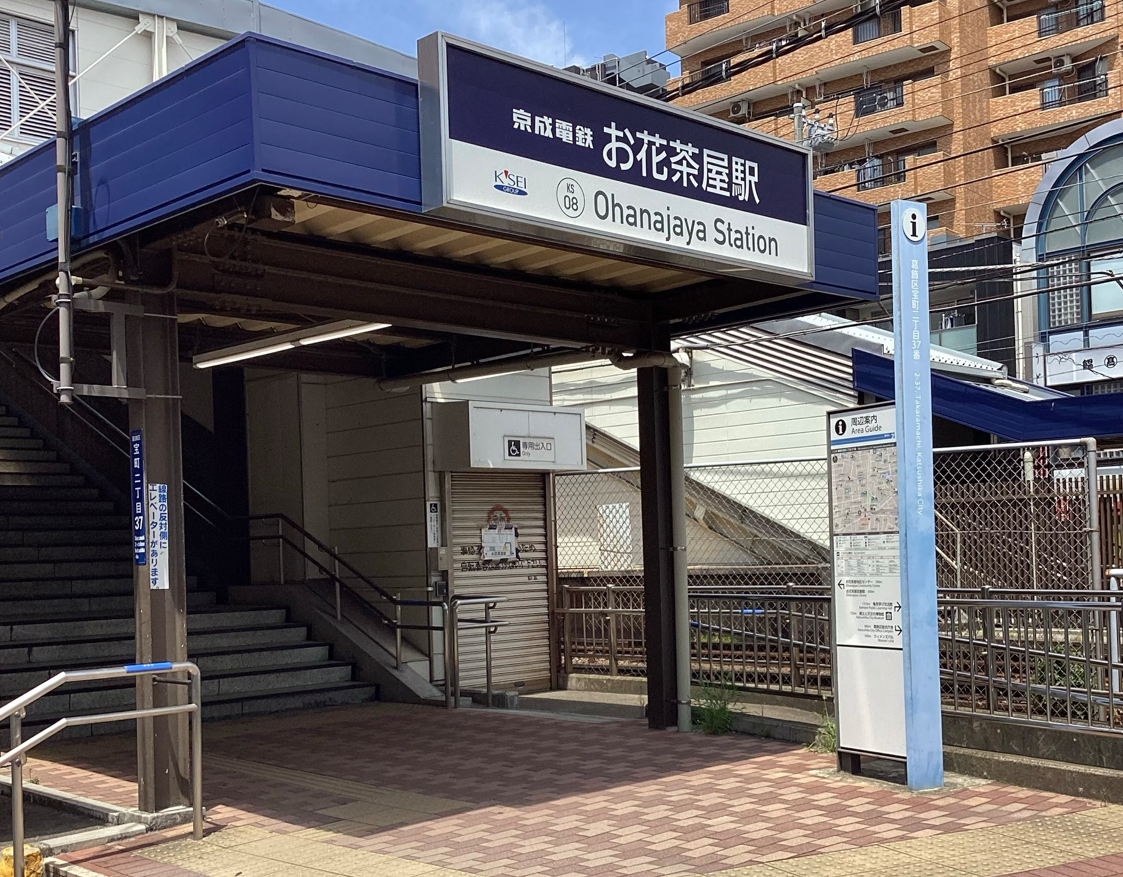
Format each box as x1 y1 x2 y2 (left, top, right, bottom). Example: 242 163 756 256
445 596 508 709
1 662 204 877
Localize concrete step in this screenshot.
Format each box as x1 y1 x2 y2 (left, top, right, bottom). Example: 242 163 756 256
0 485 99 501
0 529 128 547
0 623 312 667
0 427 32 439
0 513 126 528
0 544 131 563
0 449 56 462
516 690 648 720
0 606 288 644
0 589 216 620
0 577 137 600
14 662 356 717
0 416 18 427
0 460 70 474
0 559 134 581
0 437 44 450
1 682 379 745
0 473 85 487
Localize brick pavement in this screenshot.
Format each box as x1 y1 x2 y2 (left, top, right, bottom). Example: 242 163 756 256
15 703 1123 877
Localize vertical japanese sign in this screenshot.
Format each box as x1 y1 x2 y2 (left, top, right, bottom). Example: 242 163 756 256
417 33 813 281
130 430 146 565
891 200 943 790
828 404 906 761
148 482 169 591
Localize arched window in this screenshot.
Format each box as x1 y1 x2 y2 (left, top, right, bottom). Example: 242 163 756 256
1039 140 1123 331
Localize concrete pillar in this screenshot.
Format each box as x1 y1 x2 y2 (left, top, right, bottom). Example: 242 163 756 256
128 291 190 812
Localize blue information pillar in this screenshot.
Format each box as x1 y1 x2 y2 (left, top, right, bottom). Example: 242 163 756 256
891 200 944 790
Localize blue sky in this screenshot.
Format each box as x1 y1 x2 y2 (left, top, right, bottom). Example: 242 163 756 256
265 0 681 72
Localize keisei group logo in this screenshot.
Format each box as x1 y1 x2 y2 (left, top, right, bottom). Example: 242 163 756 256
494 169 528 196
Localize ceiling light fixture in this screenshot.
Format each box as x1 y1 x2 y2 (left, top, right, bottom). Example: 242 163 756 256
193 320 391 369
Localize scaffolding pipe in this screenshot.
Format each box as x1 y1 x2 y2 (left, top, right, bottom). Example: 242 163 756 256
54 0 74 406
667 364 692 732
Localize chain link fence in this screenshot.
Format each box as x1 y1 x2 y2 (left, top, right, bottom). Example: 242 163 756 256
554 441 1123 733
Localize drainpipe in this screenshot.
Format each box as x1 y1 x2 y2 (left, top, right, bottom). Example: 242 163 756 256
54 0 74 405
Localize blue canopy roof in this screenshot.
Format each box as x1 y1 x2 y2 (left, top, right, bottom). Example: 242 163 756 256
0 34 877 314
853 349 1123 441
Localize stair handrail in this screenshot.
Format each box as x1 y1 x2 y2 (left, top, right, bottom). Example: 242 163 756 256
1 662 204 877
1 345 455 697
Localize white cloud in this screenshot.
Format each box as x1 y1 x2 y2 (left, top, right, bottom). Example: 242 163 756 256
442 0 593 69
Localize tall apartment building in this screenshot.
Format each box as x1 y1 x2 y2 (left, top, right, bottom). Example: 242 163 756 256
665 0 1119 376
666 0 1116 243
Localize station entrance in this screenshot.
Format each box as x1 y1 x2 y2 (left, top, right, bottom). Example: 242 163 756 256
0 30 877 821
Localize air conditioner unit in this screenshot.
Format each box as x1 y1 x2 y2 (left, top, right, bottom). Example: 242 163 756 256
729 100 749 119
1052 54 1073 73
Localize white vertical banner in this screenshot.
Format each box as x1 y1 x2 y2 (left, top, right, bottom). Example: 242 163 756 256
148 482 170 591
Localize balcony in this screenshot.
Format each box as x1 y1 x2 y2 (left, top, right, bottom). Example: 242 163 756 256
992 161 1048 213
688 0 729 24
1041 73 1108 108
1038 1 1105 38
814 152 951 205
666 0 855 59
989 73 1117 138
988 2 1113 72
670 0 947 110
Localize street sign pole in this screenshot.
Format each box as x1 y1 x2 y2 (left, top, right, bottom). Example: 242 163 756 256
891 199 944 790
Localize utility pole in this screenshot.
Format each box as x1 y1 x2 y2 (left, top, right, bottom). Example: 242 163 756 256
793 100 805 145
54 0 73 406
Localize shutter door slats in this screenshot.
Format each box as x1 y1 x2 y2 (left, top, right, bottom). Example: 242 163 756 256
451 473 551 690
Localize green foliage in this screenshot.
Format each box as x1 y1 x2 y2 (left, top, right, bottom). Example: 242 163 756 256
695 679 736 734
808 712 837 754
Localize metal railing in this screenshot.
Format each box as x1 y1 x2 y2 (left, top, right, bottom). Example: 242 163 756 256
939 586 1122 731
445 596 508 709
1037 0 1104 37
688 0 729 24
853 8 902 43
1041 74 1108 110
558 582 832 696
1 662 204 877
555 441 1116 731
856 156 907 191
854 82 905 117
0 345 466 704
679 59 732 89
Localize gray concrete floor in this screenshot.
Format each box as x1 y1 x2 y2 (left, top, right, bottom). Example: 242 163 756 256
0 797 102 846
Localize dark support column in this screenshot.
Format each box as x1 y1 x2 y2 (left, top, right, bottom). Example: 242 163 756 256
638 361 678 730
129 291 190 812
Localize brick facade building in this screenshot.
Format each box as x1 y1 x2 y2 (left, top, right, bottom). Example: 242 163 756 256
665 0 1118 245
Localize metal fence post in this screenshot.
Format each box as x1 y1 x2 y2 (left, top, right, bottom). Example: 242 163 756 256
11 710 23 877
276 518 285 585
1086 439 1103 591
190 669 203 841
485 600 494 709
982 586 997 712
606 584 619 677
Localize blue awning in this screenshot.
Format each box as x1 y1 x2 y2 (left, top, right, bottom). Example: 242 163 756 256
0 34 878 316
853 349 1123 441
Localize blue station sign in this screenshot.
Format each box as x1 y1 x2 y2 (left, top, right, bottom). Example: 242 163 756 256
418 34 814 282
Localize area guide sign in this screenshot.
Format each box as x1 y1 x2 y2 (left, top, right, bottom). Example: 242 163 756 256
828 402 906 760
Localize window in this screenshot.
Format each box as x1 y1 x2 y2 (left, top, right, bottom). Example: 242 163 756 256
1091 256 1123 317
927 214 941 231
1038 0 1104 38
1047 260 1084 327
0 14 60 142
856 154 906 190
689 0 730 24
853 9 902 43
877 225 892 256
854 82 904 117
931 307 977 354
